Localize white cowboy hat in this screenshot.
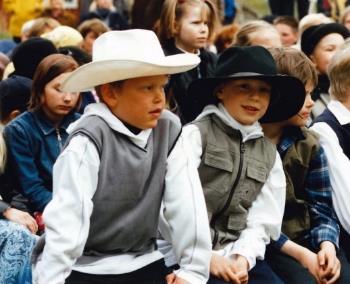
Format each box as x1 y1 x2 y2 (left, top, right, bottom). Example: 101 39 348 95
61 29 200 92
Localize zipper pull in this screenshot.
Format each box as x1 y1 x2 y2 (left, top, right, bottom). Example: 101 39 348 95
56 128 63 151
240 142 245 154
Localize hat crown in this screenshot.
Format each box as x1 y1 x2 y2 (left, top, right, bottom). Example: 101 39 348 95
215 46 277 77
93 29 165 62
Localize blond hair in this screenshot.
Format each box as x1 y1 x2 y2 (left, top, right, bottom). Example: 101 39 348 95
158 0 219 45
328 47 350 101
234 20 278 46
298 13 334 37
268 47 318 88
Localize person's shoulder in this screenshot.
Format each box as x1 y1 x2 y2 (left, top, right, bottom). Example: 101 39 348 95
159 110 181 126
5 111 33 129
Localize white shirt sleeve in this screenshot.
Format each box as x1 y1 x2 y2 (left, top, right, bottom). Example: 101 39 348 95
180 125 286 270
158 128 212 284
311 122 350 234
215 153 286 269
34 135 100 284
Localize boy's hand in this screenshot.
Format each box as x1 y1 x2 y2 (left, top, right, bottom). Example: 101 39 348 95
3 207 38 234
298 247 323 283
165 273 190 284
231 255 249 284
318 241 341 284
210 253 241 284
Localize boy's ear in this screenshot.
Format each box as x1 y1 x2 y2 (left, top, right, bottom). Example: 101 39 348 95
100 84 118 106
216 86 224 100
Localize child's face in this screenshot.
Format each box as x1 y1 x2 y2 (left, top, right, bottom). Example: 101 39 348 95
81 31 98 55
275 23 298 47
344 13 350 31
286 81 315 127
217 79 271 125
310 33 345 74
41 72 80 123
107 75 168 130
174 4 209 53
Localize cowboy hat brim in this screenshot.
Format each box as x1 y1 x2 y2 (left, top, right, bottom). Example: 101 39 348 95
61 53 200 92
187 73 306 123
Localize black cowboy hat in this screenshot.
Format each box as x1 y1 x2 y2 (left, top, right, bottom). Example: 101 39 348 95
187 46 306 123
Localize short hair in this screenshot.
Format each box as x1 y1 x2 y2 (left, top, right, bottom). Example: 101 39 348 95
214 23 239 53
158 0 219 45
94 80 125 103
234 20 279 46
273 16 298 33
268 47 318 88
77 18 109 38
328 47 350 101
29 54 79 111
27 17 61 38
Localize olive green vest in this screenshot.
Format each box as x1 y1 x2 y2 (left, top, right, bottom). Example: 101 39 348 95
194 114 276 249
281 127 320 241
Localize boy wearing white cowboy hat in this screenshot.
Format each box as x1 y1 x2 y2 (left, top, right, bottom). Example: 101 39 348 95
169 45 306 284
33 29 212 284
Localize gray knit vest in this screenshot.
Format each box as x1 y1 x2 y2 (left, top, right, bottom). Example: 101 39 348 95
194 114 276 249
66 110 181 255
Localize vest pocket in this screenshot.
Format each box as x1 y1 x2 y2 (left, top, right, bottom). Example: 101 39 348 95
239 161 268 207
200 148 234 197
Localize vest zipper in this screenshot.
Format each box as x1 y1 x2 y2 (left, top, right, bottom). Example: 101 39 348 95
211 134 246 248
56 128 63 151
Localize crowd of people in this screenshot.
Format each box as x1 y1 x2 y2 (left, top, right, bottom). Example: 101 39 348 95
0 0 350 283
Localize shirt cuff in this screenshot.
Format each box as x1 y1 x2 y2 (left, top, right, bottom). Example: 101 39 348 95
175 269 207 284
0 200 10 217
271 233 289 251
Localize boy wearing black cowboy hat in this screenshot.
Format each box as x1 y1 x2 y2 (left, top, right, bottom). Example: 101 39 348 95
174 45 305 284
33 29 212 284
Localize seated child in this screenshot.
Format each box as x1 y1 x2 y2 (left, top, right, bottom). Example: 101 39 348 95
311 46 350 261
263 47 350 284
0 77 37 283
4 54 81 214
34 29 212 284
169 45 306 284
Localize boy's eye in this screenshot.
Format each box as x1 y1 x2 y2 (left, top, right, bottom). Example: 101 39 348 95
236 84 250 91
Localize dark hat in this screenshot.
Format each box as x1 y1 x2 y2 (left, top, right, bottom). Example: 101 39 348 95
0 75 32 120
58 45 92 66
11 37 58 79
301 23 350 56
187 46 306 123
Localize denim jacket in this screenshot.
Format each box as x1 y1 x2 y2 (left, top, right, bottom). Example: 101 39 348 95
4 110 80 212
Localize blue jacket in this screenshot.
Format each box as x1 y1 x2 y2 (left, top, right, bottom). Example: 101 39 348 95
4 110 80 212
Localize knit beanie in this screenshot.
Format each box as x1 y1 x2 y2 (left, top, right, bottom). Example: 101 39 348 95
0 75 32 120
11 37 58 79
301 23 350 56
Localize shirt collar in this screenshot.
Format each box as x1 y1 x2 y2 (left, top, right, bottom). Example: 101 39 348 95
196 103 264 142
33 110 79 136
68 103 152 148
277 126 304 158
328 100 350 125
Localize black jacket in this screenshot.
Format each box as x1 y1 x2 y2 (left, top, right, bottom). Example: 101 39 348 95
163 40 217 124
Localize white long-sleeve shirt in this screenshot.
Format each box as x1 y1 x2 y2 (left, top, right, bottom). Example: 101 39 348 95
34 103 212 284
310 100 350 234
159 104 286 270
